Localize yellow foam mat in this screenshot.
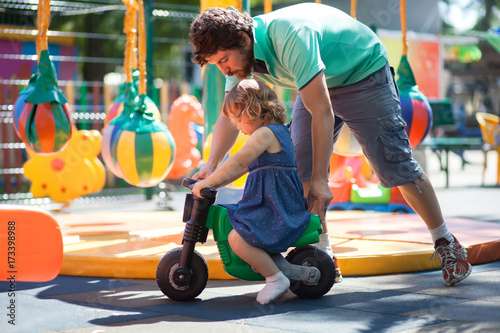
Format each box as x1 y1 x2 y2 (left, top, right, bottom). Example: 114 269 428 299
54 210 499 279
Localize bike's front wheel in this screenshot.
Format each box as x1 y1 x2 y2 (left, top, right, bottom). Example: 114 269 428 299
156 248 208 301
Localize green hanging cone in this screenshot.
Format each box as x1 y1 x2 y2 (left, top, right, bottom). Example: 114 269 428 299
108 82 140 127
121 95 165 133
25 50 68 105
396 55 418 91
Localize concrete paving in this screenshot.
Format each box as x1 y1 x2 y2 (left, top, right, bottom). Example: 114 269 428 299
3 261 500 332
1 148 499 332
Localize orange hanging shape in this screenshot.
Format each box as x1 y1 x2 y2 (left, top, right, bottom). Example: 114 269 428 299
397 0 432 149
166 94 204 179
14 0 73 154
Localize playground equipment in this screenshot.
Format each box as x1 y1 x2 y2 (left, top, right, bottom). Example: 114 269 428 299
325 0 423 213
165 94 204 179
102 2 160 127
23 129 106 203
101 0 175 187
12 0 73 154
156 178 336 301
0 205 63 282
397 0 433 149
328 152 413 213
104 71 162 128
475 112 500 186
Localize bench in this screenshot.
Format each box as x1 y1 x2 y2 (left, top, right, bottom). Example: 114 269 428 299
421 99 484 187
420 137 483 187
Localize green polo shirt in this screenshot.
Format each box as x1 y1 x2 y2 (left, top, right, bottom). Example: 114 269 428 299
225 3 388 92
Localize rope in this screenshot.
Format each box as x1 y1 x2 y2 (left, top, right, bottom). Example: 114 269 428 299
264 0 272 14
36 0 51 60
0 28 189 44
401 0 407 56
123 0 138 83
138 0 146 95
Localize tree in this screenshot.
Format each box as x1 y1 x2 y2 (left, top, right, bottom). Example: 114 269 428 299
440 0 500 32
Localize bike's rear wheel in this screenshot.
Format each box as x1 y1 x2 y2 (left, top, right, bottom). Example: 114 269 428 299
286 246 335 299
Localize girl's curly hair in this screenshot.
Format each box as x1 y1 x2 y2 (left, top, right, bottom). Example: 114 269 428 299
190 6 253 66
223 79 287 125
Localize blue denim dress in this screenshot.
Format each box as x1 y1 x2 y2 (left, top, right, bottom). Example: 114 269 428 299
223 123 310 253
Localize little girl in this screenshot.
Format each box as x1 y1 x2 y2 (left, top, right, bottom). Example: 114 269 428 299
192 79 311 305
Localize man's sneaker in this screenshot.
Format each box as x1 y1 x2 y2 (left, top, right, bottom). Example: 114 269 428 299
430 235 472 286
332 255 343 283
314 234 343 283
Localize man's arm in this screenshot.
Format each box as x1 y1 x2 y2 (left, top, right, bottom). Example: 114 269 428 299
299 72 335 223
193 111 240 179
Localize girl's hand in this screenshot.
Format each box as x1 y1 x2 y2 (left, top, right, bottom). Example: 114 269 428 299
191 179 211 198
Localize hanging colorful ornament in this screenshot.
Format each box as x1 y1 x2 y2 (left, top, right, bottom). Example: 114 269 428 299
101 0 139 179
13 0 73 154
101 0 175 187
12 74 37 138
101 82 138 179
109 96 175 187
397 56 432 149
397 0 432 149
104 70 161 127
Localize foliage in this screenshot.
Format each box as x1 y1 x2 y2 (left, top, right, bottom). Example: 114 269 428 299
440 0 500 33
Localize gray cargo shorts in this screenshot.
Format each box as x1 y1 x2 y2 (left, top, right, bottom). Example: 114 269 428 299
289 62 423 188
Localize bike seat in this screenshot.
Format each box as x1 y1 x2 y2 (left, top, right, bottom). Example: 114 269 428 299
292 214 322 247
207 205 322 248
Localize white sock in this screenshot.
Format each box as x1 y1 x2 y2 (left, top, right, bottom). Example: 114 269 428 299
314 233 333 257
256 271 290 305
429 222 453 243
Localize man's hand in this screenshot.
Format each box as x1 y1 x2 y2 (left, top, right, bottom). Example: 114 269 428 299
299 73 334 224
306 178 333 223
192 112 240 180
192 163 216 180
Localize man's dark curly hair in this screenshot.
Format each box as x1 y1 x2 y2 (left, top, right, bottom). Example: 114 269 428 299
190 6 253 66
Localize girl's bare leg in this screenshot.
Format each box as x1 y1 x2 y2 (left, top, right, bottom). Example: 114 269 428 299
228 230 289 304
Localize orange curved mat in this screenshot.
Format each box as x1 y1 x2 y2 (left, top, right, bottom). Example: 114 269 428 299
0 205 63 282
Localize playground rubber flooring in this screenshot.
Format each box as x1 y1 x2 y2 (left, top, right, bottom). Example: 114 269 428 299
53 192 500 280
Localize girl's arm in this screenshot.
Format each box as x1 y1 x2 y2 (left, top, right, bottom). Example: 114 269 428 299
192 126 276 197
213 168 248 189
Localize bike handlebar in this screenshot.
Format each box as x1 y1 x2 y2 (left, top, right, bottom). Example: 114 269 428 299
182 178 212 198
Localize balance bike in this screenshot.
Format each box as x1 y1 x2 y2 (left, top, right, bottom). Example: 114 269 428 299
156 178 336 301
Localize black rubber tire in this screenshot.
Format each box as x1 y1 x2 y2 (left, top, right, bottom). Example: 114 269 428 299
285 246 336 299
156 248 208 301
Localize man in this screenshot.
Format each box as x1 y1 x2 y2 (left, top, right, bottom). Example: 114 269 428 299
189 3 471 285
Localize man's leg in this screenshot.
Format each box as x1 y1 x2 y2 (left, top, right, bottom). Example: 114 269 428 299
398 171 444 229
398 172 472 285
290 94 344 282
333 62 471 285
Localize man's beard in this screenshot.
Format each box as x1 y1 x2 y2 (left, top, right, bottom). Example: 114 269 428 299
235 44 254 79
